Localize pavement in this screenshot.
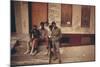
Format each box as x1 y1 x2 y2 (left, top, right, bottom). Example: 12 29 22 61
11 41 95 66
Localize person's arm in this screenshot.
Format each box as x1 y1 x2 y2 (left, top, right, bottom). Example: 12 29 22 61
31 29 34 38
37 30 41 38
59 28 61 36
58 28 62 38
45 29 48 38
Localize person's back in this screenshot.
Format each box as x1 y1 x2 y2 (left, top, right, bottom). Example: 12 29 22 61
31 28 40 38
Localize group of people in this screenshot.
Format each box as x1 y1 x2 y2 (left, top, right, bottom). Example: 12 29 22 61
24 21 61 63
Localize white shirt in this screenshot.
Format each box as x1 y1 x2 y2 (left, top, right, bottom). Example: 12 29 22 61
45 25 51 38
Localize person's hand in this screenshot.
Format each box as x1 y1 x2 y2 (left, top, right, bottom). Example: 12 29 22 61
49 36 51 38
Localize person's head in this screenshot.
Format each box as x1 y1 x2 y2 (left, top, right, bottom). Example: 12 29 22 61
32 25 37 29
49 25 53 31
40 22 45 30
52 21 56 27
45 21 49 26
40 22 44 27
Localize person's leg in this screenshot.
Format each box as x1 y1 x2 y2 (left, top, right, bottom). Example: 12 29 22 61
24 40 31 54
34 39 38 49
34 38 38 54
30 38 36 55
44 37 49 55
55 41 61 63
48 38 52 56
45 37 49 49
52 38 57 60
48 38 52 64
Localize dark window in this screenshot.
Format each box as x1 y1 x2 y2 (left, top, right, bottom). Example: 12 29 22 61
81 6 91 27
61 4 72 27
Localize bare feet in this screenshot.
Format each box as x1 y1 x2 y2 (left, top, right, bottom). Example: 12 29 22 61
44 51 48 55
30 50 37 55
24 51 29 54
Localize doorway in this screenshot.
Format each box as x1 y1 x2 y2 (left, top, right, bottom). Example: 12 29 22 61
31 2 48 26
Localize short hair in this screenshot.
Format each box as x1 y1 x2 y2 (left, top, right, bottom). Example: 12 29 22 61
52 21 56 25
45 21 49 24
33 25 37 28
40 22 44 25
49 25 53 30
